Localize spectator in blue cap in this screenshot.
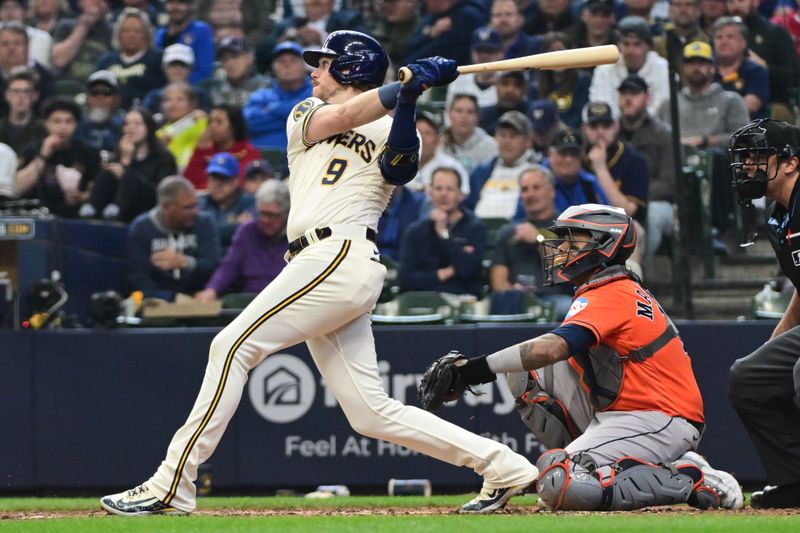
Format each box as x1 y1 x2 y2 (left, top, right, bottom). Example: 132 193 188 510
529 99 570 156
445 27 504 112
243 158 276 195
243 41 312 151
205 36 268 108
199 152 256 252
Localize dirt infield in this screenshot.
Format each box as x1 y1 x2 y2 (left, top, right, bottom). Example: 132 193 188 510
3 506 800 520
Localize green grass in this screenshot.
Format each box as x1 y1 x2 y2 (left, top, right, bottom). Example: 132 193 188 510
1 495 799 532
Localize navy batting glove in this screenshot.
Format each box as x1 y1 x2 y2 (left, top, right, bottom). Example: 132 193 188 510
398 57 459 103
425 56 459 86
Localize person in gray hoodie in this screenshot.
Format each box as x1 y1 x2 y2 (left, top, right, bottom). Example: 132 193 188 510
657 40 749 245
126 175 220 300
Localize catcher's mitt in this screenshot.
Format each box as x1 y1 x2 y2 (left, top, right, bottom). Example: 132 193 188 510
418 350 470 412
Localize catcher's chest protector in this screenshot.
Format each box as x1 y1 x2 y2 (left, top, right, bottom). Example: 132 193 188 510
570 320 677 411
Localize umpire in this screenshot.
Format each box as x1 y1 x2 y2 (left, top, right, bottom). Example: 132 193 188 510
728 118 800 508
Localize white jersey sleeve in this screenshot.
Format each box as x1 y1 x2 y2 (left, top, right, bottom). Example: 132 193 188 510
286 96 328 150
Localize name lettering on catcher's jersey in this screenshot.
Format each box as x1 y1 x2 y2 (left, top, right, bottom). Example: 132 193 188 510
635 289 654 320
323 130 376 163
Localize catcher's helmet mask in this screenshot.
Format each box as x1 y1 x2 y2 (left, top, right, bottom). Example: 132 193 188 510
729 118 800 202
303 30 389 88
541 204 636 286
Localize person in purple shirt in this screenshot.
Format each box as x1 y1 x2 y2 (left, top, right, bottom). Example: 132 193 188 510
195 179 289 301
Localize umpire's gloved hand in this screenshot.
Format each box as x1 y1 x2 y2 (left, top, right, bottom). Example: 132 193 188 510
398 56 459 103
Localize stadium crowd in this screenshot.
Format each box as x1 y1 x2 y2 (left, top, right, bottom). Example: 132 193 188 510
1 0 798 317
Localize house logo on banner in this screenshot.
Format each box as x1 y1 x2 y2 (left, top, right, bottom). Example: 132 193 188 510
248 354 316 423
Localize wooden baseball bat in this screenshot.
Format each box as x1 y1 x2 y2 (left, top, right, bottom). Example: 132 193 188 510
397 45 619 84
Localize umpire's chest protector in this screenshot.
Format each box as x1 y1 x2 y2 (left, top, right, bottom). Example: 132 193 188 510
767 194 800 292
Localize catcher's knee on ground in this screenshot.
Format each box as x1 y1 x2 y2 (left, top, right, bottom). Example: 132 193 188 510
507 372 578 449
535 449 717 511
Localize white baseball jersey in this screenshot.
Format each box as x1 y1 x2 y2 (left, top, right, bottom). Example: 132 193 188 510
285 97 395 241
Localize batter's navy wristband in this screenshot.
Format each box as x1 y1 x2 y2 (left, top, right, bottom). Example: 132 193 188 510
378 82 402 109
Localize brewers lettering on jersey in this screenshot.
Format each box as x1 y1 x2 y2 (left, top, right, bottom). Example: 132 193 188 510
287 96 390 238
101 31 538 518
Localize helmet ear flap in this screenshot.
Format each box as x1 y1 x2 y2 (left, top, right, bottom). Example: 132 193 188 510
613 218 636 265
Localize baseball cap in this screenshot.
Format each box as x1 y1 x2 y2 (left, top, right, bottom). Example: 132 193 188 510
617 74 648 93
470 27 502 52
497 110 531 136
206 152 239 179
584 0 614 14
416 110 441 133
760 120 800 151
217 36 251 59
498 70 527 84
163 43 195 66
529 100 557 133
245 158 275 179
582 101 615 125
86 70 119 90
272 41 304 59
551 129 584 151
617 16 653 46
683 41 714 62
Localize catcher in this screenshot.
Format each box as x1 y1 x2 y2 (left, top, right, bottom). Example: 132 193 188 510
419 203 744 511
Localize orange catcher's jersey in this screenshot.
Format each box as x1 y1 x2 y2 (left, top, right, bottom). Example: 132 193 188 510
285 97 395 241
563 275 704 424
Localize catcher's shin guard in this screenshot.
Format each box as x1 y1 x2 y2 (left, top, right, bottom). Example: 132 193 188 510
535 452 714 511
508 371 578 449
535 449 604 511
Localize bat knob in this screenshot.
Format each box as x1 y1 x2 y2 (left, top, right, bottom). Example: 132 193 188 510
398 66 413 84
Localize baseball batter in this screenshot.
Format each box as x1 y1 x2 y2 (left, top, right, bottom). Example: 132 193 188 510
420 204 744 511
101 31 537 516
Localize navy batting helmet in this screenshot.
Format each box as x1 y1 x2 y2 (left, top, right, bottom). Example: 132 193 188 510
303 30 389 88
541 204 636 286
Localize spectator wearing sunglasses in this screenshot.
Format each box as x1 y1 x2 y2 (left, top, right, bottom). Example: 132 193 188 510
75 69 125 152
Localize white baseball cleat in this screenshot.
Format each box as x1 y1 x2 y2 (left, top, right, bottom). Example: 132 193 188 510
678 451 744 510
100 483 187 516
459 480 534 514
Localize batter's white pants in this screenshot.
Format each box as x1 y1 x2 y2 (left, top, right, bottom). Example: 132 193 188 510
147 234 538 512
